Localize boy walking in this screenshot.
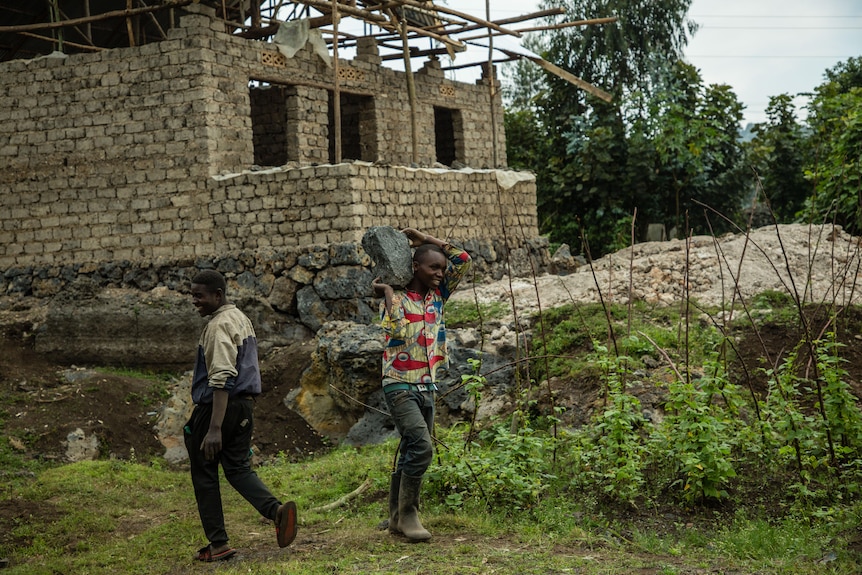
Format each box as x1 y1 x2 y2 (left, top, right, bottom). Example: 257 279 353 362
186 270 297 561
371 228 472 542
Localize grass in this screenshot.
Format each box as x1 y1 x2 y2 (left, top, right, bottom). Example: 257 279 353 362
530 300 726 380
2 439 860 574
445 300 509 328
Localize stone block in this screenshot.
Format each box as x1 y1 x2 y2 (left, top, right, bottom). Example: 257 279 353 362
361 226 412 288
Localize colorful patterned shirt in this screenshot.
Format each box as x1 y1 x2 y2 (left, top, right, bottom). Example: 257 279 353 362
379 244 472 385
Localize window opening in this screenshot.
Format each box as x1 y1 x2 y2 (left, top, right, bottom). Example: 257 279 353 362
328 92 376 162
249 81 290 166
434 106 462 166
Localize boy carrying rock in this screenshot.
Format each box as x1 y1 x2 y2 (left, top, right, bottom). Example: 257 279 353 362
371 228 472 542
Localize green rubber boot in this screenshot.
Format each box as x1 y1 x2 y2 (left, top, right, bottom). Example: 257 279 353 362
397 474 431 542
387 472 402 534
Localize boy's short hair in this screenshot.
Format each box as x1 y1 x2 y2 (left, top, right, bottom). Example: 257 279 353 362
413 243 446 263
192 270 227 294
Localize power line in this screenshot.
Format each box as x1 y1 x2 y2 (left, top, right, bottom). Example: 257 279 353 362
688 55 858 59
691 14 862 18
697 25 862 30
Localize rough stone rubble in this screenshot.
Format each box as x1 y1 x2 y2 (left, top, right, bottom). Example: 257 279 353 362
452 224 862 315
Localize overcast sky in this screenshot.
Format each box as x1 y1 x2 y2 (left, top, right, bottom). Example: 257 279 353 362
442 0 862 126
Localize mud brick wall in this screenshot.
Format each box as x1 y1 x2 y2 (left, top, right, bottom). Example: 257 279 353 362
0 3 531 276
209 163 538 249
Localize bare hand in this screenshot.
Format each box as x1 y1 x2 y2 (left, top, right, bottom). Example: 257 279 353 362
371 277 393 297
201 429 222 461
401 228 426 247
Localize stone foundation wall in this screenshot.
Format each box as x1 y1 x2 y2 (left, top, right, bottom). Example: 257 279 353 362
20 238 549 364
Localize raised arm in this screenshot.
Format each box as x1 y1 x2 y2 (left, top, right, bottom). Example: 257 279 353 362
371 276 395 318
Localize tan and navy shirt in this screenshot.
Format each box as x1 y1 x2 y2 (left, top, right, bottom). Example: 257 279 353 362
191 304 261 404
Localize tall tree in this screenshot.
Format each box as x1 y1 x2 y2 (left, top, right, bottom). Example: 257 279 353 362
803 57 862 232
749 94 810 222
643 62 746 237
542 0 697 100
504 0 699 255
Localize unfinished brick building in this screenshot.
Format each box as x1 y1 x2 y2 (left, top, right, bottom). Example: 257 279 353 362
0 0 547 340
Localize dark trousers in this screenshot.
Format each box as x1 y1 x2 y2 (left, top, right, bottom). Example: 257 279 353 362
185 398 280 546
385 388 435 477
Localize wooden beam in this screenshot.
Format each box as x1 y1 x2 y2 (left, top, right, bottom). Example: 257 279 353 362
251 0 262 29
126 0 136 46
0 0 196 34
332 0 342 164
448 7 565 36
395 0 522 38
440 56 518 72
527 55 612 102
249 74 375 97
390 9 418 164
17 31 104 52
514 16 618 33
291 0 388 25
379 46 448 61
485 0 498 168
458 16 618 42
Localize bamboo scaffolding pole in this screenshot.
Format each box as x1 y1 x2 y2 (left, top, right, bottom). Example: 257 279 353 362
486 0 497 167
441 56 518 72
49 0 63 52
528 55 612 102
391 9 419 164
394 0 521 39
445 7 565 36
290 0 388 25
17 31 104 52
0 0 195 34
84 0 92 43
126 0 137 46
332 0 342 164
138 0 168 40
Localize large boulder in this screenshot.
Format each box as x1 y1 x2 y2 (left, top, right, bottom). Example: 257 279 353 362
361 226 413 287
287 320 519 444
289 321 385 438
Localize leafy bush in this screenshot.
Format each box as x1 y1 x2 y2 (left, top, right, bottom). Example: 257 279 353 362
571 345 648 505
427 423 557 512
650 357 742 503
